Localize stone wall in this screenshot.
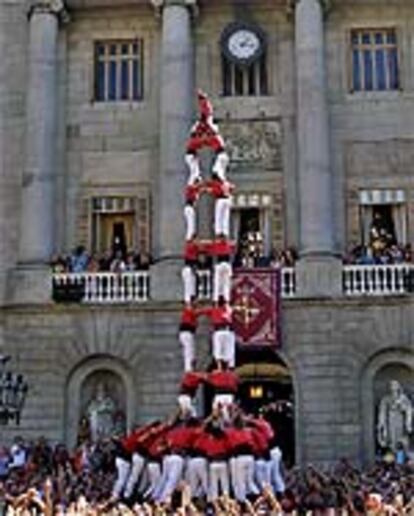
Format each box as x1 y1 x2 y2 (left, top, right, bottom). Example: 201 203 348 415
2 296 414 466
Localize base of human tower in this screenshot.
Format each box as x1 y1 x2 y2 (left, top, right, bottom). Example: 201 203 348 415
108 91 287 506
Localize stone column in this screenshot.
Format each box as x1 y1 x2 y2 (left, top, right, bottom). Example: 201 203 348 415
294 0 341 297
12 0 67 304
151 0 197 300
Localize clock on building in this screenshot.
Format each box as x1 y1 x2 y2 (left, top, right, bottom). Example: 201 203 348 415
221 22 266 65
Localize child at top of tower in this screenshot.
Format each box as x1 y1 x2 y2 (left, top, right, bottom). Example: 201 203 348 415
186 90 225 154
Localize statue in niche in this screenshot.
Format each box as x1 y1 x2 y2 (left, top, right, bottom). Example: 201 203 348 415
86 382 116 442
377 380 413 452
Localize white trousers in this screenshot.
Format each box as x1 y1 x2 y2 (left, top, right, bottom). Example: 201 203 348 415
213 262 232 303
255 458 272 491
182 265 196 304
185 153 202 184
212 329 235 368
112 457 131 498
233 455 259 502
144 462 161 500
124 453 145 498
212 151 229 181
155 454 185 503
214 198 232 237
270 447 285 493
209 461 229 501
186 457 209 498
212 393 234 422
184 204 196 241
179 330 195 372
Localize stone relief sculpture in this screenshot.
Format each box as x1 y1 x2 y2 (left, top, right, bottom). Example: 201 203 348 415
377 380 413 451
86 382 116 442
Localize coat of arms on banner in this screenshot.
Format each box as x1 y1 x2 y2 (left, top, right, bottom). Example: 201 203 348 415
231 268 281 348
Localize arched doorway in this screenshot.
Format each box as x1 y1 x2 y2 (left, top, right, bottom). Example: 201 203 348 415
236 349 295 466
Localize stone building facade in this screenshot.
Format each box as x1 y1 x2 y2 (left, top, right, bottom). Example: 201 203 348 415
0 0 414 467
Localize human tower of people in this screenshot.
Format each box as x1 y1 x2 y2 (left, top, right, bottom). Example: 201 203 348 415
110 91 285 509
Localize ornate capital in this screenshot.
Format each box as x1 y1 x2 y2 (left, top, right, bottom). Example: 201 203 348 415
286 0 332 17
28 0 70 23
150 0 198 18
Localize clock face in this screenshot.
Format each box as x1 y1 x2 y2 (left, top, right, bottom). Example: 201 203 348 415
228 30 261 61
221 23 266 65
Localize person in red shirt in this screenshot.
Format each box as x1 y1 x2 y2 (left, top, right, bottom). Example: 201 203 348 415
184 180 205 241
143 423 171 501
227 412 259 503
207 362 239 421
199 298 236 368
182 238 201 305
246 415 274 491
186 90 225 154
178 302 201 372
154 413 201 503
199 412 231 502
205 177 235 239
206 237 236 304
180 370 206 399
122 422 161 499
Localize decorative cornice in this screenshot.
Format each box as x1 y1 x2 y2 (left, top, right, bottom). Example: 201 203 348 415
150 0 198 18
28 0 70 23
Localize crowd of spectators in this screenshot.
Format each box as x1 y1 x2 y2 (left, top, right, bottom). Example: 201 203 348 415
1 434 414 515
343 243 413 266
50 247 153 275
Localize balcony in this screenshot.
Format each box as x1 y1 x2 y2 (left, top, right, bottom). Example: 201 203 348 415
51 264 414 304
343 264 413 296
52 271 150 304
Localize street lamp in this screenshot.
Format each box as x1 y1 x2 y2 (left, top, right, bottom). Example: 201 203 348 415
0 356 28 426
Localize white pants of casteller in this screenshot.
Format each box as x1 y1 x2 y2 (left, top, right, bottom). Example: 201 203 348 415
112 457 131 499
270 447 285 493
182 265 196 304
213 262 232 303
144 462 161 500
155 454 185 503
185 153 202 185
184 205 196 241
212 151 229 181
209 461 229 501
212 329 235 368
255 458 272 490
212 394 234 422
233 455 259 502
179 330 195 372
186 457 209 498
214 198 232 237
124 453 145 498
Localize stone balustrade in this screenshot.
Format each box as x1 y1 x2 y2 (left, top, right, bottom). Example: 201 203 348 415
51 265 414 304
52 271 150 304
343 264 413 297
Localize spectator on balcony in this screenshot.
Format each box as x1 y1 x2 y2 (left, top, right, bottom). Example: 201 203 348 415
125 252 136 272
70 246 89 273
110 250 127 273
87 253 100 273
403 244 413 262
135 251 152 271
99 250 112 272
50 254 67 274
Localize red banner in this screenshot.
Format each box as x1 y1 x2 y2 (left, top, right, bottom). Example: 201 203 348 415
231 268 281 348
